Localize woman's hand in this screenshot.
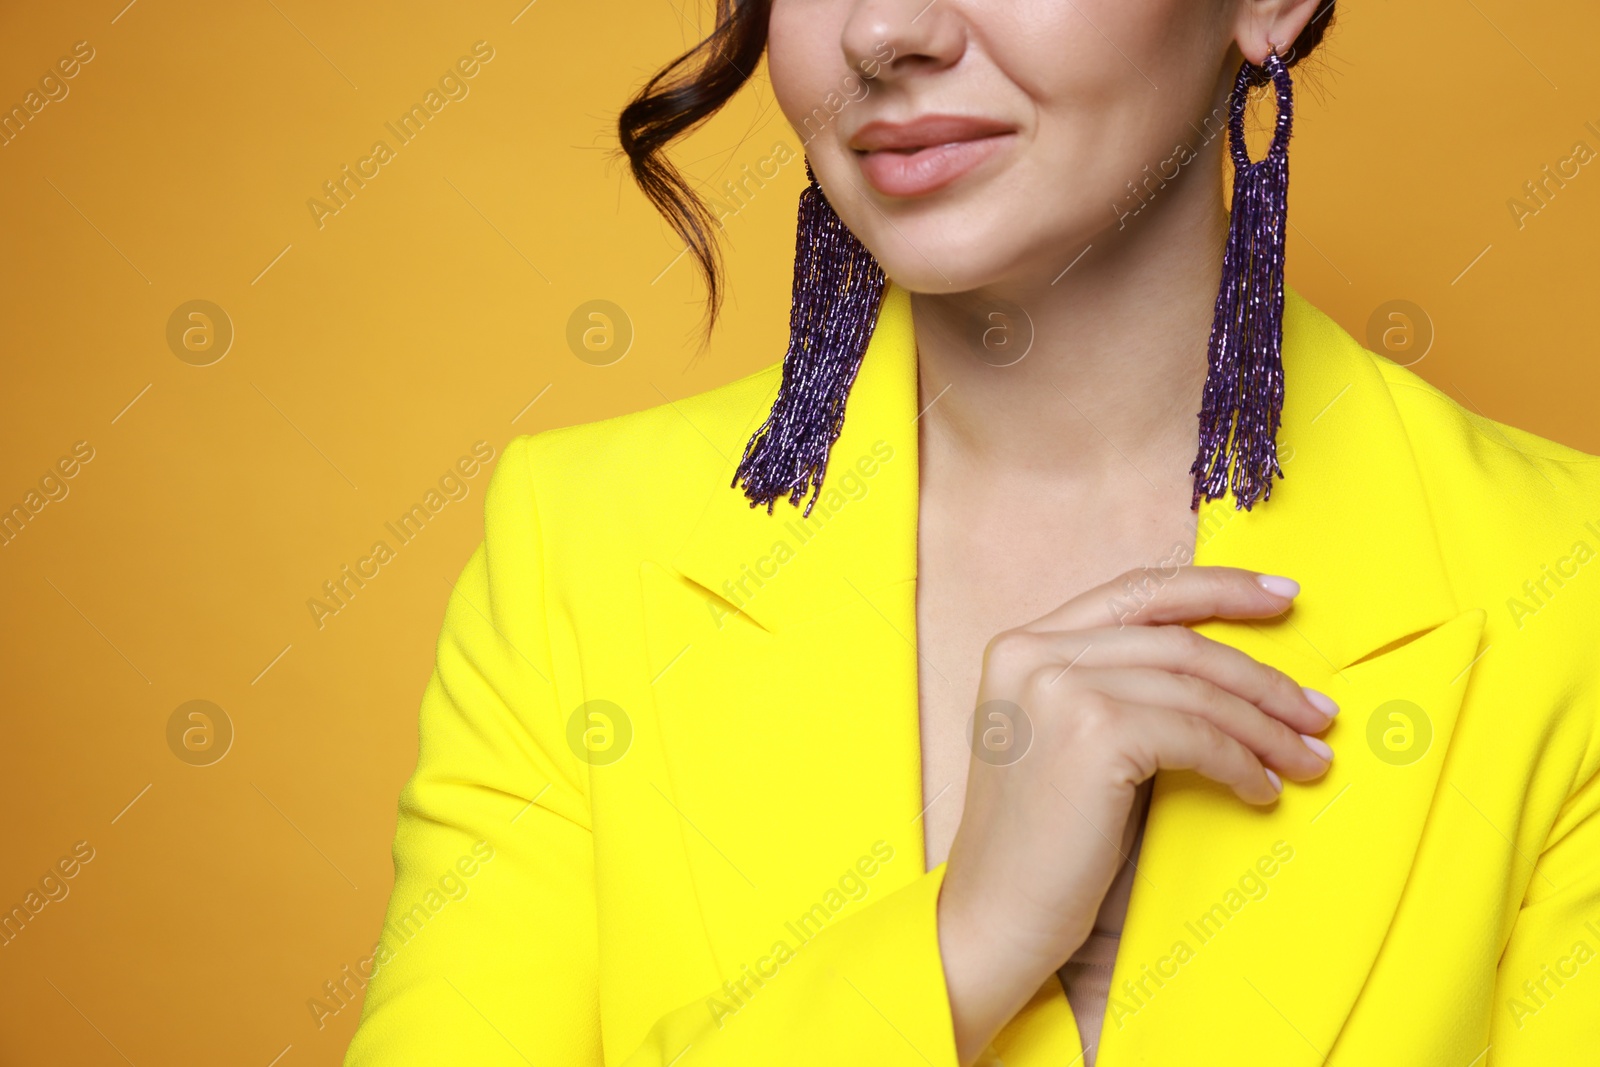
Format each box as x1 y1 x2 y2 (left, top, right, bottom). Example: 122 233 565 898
935 565 1337 1065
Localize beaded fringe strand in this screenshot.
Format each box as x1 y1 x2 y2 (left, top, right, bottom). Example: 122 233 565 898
1190 51 1294 511
733 162 888 516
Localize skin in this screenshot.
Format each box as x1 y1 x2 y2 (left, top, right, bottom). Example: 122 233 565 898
767 1 1329 1063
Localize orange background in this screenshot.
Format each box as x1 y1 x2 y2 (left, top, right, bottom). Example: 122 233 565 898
1 1 1596 1063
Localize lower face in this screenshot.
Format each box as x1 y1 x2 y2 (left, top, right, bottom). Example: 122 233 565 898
766 0 1241 294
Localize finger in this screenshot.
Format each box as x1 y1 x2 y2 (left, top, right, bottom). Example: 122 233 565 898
1024 564 1299 633
1047 666 1331 781
1107 697 1282 805
991 625 1334 734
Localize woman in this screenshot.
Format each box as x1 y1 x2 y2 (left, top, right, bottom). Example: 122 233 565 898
344 1 1600 1064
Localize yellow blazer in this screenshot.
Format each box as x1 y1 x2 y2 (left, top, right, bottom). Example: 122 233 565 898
344 282 1600 1066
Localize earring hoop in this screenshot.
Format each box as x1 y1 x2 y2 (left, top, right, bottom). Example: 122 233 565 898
1229 47 1294 170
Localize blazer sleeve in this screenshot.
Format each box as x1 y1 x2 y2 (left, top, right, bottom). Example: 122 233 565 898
343 434 961 1067
1488 757 1600 1060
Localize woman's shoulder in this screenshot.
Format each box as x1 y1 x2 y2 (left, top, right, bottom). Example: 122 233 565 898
1281 283 1600 529
1373 354 1600 472
1296 308 1600 780
525 357 781 491
1342 324 1600 665
483 359 783 553
1361 340 1600 532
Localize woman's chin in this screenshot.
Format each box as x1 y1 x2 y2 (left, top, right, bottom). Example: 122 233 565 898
861 224 1093 296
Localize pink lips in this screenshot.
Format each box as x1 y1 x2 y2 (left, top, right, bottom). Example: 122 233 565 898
850 114 1017 197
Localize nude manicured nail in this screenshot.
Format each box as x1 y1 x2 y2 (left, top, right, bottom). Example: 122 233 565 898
1302 687 1339 718
1300 734 1334 761
1255 574 1300 598
1265 768 1283 792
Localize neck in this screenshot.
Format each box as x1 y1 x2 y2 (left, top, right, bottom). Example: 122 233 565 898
910 156 1230 496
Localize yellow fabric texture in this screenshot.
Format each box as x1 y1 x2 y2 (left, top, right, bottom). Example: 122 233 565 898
344 282 1600 1066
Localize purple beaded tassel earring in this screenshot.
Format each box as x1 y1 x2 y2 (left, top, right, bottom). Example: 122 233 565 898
732 157 888 516
1190 47 1294 512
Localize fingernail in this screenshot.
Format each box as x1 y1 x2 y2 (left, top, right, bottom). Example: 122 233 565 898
1300 734 1334 761
1302 687 1339 718
1255 574 1300 598
1264 768 1283 792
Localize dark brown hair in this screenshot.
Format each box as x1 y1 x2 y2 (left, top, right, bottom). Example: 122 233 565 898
616 1 1337 347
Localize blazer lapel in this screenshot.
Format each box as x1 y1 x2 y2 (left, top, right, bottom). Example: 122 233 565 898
638 283 928 979
1088 290 1489 1065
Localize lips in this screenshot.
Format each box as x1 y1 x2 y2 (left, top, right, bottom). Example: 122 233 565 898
850 114 1016 153
849 114 1017 197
